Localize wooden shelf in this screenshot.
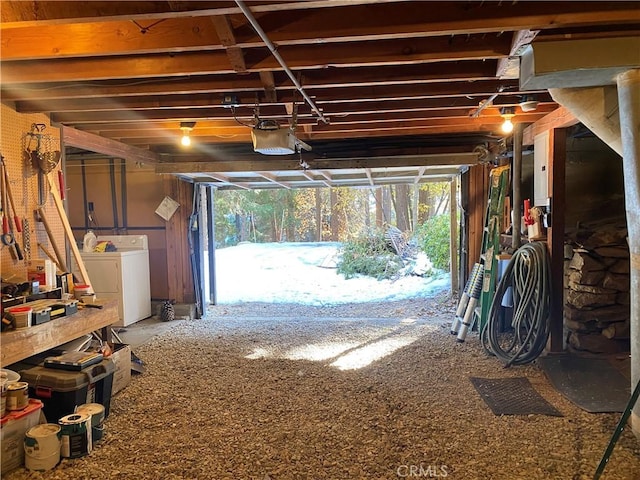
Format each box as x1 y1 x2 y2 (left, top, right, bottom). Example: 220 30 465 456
0 299 117 367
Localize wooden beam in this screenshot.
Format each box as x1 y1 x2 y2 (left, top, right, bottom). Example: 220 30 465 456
547 128 566 353
3 2 636 46
47 98 554 124
154 153 479 174
2 52 497 88
0 1 408 27
2 61 498 102
163 176 194 303
61 126 160 164
247 2 640 45
46 173 91 286
466 163 490 274
2 75 267 102
522 106 579 146
1 36 510 85
211 15 247 74
18 83 542 114
210 15 236 47
2 17 222 60
450 176 459 295
2 51 235 84
260 71 278 103
496 29 540 79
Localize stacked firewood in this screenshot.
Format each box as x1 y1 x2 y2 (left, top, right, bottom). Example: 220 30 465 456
564 222 630 353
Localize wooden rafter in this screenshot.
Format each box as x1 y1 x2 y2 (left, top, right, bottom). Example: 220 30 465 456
211 15 247 74
2 1 637 172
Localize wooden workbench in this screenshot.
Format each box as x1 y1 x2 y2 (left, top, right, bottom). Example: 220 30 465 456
0 299 117 367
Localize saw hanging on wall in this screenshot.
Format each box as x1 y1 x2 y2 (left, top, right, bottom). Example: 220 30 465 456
23 123 61 206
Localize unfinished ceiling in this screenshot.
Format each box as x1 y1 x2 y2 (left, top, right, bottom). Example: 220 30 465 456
1 1 638 189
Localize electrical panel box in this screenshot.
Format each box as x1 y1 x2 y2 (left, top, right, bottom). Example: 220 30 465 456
533 131 550 207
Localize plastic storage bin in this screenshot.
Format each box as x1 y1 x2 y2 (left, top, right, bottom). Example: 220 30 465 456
19 359 114 423
1 399 44 474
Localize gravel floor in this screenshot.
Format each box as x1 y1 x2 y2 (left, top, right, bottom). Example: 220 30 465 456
6 293 640 480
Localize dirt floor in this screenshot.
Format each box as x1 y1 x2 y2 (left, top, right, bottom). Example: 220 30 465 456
6 293 640 480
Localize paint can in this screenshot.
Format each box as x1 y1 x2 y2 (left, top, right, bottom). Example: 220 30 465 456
76 403 106 442
59 413 92 458
6 381 29 411
74 284 93 300
24 424 61 471
0 384 5 417
0 369 20 417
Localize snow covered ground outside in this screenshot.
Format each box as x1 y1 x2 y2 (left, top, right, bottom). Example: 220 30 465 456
208 242 450 305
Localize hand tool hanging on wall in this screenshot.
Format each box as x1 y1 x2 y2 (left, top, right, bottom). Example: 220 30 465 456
1 155 22 234
58 170 66 201
22 217 31 261
1 156 24 260
0 157 22 260
0 158 14 248
23 124 61 207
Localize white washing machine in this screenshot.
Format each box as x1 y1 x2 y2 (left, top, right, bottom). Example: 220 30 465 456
78 235 152 327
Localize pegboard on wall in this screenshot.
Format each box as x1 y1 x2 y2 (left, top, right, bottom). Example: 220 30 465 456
1 104 66 283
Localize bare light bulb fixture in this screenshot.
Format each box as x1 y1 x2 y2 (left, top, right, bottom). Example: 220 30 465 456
500 107 515 134
179 121 196 147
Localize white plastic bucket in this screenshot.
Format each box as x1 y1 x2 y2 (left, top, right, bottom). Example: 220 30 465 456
25 451 60 472
24 423 61 470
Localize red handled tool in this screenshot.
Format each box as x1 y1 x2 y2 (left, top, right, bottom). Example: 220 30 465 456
2 156 21 232
523 199 535 227
58 170 65 201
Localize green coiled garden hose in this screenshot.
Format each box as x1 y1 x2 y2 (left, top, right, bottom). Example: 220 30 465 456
481 241 552 367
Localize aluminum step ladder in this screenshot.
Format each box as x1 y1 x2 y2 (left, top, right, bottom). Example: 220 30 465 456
476 165 510 333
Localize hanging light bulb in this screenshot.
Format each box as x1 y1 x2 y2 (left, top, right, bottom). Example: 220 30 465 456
501 117 514 134
179 122 196 147
500 107 515 134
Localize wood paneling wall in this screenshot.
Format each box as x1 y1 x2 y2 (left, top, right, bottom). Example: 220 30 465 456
464 163 491 276
65 159 194 303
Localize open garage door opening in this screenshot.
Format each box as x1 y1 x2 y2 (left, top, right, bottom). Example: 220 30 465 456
202 182 459 308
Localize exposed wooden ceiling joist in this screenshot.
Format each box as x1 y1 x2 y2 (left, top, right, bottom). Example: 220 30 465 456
2 1 636 189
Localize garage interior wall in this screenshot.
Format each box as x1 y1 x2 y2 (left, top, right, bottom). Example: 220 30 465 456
65 160 170 299
0 104 65 281
1 103 194 303
64 160 195 304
